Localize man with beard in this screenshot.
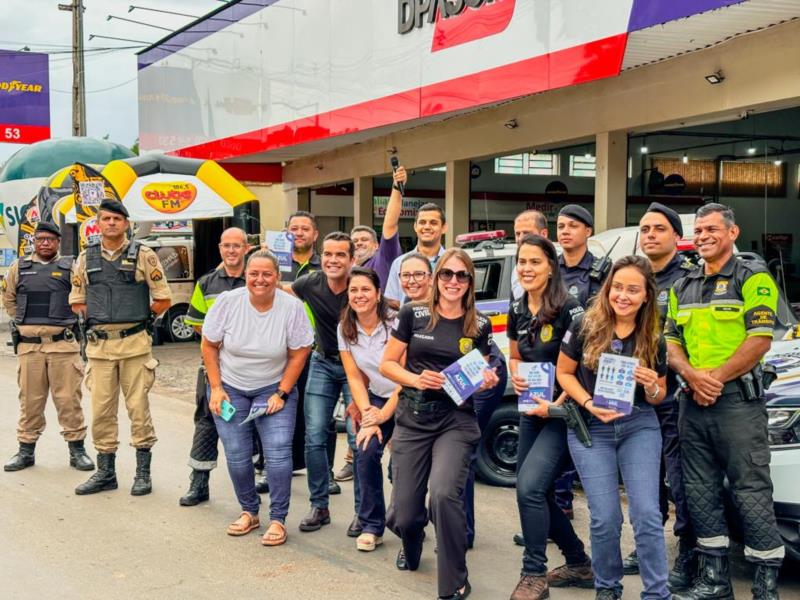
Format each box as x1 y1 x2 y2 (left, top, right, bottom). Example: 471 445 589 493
286 211 322 281
384 203 448 307
178 228 249 506
350 165 406 288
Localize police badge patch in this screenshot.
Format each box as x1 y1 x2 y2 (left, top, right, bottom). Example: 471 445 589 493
458 337 474 354
540 324 553 342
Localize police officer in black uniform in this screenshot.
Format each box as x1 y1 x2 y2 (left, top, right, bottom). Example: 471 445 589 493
666 204 783 600
179 228 248 506
623 202 697 590
556 205 607 308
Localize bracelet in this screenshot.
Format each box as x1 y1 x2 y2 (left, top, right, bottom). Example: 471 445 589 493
392 183 402 192
583 398 592 409
647 384 660 399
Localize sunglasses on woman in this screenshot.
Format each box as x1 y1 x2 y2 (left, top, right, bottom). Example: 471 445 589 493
437 268 471 283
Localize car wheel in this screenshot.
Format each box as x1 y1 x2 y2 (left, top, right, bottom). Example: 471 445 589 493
166 307 195 343
476 401 518 487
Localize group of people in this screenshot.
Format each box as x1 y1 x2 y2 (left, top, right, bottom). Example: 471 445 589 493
1 162 786 600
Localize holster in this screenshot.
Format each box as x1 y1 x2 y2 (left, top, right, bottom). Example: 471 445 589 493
9 322 20 355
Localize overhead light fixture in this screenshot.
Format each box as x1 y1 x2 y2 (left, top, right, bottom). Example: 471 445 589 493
640 145 648 154
705 71 725 85
504 119 518 130
682 153 689 164
747 146 757 155
774 159 783 166
584 152 593 159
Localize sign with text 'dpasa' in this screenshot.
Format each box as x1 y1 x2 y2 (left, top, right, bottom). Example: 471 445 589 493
0 51 50 144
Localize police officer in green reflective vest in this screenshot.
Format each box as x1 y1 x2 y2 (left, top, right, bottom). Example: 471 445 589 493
665 204 783 600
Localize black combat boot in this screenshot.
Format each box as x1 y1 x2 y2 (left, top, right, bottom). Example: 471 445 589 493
752 563 780 600
131 448 152 496
75 452 118 495
669 540 698 593
179 469 209 506
4 442 35 471
68 440 95 471
673 552 733 600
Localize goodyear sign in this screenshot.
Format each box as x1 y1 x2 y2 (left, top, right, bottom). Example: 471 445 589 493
0 50 50 144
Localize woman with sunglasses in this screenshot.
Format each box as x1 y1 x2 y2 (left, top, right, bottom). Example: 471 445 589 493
557 256 669 600
338 266 398 552
381 248 500 600
507 235 592 600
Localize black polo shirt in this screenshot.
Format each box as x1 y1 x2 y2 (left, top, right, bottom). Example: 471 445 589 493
507 293 584 366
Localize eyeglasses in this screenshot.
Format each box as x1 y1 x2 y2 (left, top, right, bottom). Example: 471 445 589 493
437 268 471 283
399 271 430 283
219 243 245 250
34 236 59 244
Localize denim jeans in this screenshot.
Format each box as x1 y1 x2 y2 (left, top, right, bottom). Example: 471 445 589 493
568 406 669 599
213 382 297 523
304 353 358 510
518 414 589 575
355 392 395 535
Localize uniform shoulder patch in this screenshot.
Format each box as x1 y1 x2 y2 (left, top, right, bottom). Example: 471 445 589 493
72 275 82 287
150 268 164 282
756 286 772 297
147 253 158 267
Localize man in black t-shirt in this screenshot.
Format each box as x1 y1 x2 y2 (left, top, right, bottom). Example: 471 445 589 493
285 232 359 534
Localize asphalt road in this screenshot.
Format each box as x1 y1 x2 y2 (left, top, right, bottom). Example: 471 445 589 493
0 340 798 599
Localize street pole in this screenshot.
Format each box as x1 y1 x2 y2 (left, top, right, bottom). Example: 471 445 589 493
59 0 86 136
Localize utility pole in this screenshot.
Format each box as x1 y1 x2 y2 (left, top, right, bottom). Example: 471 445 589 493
58 0 86 136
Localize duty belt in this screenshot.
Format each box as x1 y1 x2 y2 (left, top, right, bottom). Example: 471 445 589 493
86 322 147 343
19 328 76 344
401 387 452 414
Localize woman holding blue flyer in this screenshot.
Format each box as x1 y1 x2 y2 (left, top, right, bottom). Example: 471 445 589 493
381 248 499 600
557 255 669 600
507 235 593 600
202 250 313 546
338 266 398 552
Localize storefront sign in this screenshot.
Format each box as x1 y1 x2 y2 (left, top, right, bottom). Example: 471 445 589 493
374 196 435 219
0 51 50 144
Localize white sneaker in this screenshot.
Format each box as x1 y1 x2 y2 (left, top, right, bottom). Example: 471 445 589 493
356 533 383 552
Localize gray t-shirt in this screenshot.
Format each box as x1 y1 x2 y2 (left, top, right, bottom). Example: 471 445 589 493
204 287 313 391
337 319 398 399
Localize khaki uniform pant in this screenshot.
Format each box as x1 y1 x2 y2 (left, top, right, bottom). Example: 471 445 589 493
87 354 158 453
17 351 87 444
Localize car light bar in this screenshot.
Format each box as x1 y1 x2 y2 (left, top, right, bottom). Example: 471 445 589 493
456 230 506 246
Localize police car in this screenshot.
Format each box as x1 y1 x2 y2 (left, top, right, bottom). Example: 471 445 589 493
461 227 800 560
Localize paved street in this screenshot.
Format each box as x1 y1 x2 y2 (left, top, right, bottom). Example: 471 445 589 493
0 340 798 599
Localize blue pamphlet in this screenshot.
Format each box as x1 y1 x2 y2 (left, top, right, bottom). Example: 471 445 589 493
266 231 295 272
593 352 638 415
240 400 267 425
517 362 555 412
441 349 487 406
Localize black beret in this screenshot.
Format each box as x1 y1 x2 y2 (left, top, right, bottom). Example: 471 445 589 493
558 204 593 228
645 202 683 237
99 199 129 218
34 221 61 237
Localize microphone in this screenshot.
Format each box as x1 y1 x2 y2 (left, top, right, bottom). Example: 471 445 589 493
390 156 405 196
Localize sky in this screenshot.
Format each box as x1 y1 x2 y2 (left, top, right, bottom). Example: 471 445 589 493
0 0 225 164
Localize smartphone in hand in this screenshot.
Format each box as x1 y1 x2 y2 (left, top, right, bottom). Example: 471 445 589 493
221 400 236 422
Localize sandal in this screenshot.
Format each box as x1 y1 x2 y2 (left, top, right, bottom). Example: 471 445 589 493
261 520 287 546
226 512 260 536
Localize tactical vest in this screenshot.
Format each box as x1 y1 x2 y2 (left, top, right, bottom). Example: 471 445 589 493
85 241 151 326
15 256 76 326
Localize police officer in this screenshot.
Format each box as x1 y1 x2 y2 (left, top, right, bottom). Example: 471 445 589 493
70 199 172 496
666 204 783 600
2 222 94 472
179 227 249 506
556 204 607 307
624 202 696 591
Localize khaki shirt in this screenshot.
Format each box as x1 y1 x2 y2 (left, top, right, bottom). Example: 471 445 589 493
2 254 80 355
70 239 172 360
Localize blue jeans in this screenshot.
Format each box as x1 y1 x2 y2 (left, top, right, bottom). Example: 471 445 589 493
568 406 669 600
213 382 297 523
518 415 589 575
304 353 358 510
355 392 395 535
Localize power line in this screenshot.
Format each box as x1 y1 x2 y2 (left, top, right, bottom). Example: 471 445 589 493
51 75 138 94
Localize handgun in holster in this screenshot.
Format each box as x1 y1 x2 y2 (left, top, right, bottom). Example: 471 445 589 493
548 401 592 448
675 373 691 402
76 313 88 362
9 321 20 355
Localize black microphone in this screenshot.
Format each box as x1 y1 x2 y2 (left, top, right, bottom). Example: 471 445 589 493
390 156 404 196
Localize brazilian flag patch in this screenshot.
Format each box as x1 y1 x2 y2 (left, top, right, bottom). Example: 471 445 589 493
757 286 771 296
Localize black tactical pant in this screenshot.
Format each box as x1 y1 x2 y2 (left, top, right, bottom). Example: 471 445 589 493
188 367 219 470
387 399 481 598
679 390 783 565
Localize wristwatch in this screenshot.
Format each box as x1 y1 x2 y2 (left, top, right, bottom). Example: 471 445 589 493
392 183 402 192
647 384 660 399
276 389 289 401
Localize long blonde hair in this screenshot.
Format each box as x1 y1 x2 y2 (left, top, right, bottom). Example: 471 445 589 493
580 255 661 371
426 248 481 338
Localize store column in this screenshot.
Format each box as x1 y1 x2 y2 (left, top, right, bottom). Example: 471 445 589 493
594 131 628 232
259 186 310 232
445 160 470 247
353 176 374 227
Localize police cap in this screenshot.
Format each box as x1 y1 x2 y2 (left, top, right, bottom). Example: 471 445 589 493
558 204 593 228
34 221 61 237
645 202 683 237
99 199 129 218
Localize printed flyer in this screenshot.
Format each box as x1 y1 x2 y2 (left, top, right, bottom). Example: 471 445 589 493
594 352 639 415
517 362 555 412
266 231 295 272
442 349 487 406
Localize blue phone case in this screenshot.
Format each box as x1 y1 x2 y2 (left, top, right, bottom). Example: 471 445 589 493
221 400 236 422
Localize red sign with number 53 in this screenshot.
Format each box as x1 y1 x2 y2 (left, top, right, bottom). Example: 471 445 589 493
0 50 51 145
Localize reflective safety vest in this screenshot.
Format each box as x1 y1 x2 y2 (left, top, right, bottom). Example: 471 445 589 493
85 241 150 326
15 256 76 326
